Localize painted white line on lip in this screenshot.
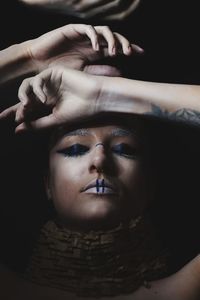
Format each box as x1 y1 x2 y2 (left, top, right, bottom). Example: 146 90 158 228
84 187 115 194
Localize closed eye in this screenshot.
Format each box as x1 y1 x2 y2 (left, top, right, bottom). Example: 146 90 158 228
112 143 138 159
57 144 89 157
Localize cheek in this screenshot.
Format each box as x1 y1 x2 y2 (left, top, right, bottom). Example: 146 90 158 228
118 160 150 215
118 160 143 187
49 158 85 203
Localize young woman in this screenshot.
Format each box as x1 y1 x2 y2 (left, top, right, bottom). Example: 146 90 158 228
1 66 200 299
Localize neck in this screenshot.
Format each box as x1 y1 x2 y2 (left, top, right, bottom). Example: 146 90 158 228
24 214 169 297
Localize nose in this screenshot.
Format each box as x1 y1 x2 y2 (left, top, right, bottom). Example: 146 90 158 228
89 144 108 174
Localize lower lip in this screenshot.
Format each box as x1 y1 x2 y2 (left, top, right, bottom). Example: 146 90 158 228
83 187 116 194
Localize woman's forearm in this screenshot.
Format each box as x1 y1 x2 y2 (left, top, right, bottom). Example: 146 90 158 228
102 77 200 126
0 42 36 86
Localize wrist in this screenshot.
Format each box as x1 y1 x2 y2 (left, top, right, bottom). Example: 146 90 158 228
98 77 120 113
99 76 152 116
0 42 37 85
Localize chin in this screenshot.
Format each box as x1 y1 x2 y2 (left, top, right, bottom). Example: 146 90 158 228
78 198 121 230
56 195 122 231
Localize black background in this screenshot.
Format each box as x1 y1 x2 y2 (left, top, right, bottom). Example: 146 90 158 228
0 0 200 277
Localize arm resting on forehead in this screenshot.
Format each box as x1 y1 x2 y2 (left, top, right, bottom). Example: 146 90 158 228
2 67 200 131
100 76 200 127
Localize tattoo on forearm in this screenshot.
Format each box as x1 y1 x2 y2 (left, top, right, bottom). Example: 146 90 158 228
146 105 200 126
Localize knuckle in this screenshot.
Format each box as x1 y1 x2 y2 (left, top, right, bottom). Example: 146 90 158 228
86 25 94 31
18 89 23 99
102 25 110 31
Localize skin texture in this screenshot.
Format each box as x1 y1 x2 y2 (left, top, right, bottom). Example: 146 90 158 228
0 23 143 85
2 67 200 132
18 0 141 21
46 124 151 230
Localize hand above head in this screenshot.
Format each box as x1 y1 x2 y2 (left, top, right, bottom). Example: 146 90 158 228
24 23 143 73
19 0 141 21
0 23 143 85
2 65 200 132
0 67 106 132
0 66 152 132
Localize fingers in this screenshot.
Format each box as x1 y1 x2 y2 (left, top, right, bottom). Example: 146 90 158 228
62 24 99 51
15 114 57 133
103 0 140 21
0 103 20 120
130 43 144 54
18 78 32 106
16 69 53 123
17 78 39 123
71 0 109 14
66 24 143 57
18 76 47 106
76 0 124 19
94 26 144 56
95 26 116 56
0 102 56 133
31 75 47 103
15 103 26 123
112 32 144 56
76 0 140 21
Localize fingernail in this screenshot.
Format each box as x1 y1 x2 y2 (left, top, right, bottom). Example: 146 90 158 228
38 93 46 103
135 45 144 53
41 95 46 104
127 46 132 54
111 46 116 55
95 42 99 51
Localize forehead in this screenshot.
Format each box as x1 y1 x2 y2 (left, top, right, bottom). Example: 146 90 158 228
61 126 136 138
49 124 139 149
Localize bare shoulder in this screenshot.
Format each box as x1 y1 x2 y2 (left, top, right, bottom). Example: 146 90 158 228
133 255 200 300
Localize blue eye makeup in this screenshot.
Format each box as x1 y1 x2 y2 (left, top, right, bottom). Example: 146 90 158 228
57 144 89 157
57 143 138 159
112 143 138 159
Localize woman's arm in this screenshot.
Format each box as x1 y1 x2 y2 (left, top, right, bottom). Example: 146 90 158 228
100 76 200 126
18 0 140 21
0 42 35 86
1 67 200 132
0 24 142 86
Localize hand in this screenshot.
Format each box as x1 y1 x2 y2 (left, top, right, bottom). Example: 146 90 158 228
24 23 143 74
20 0 141 21
0 67 106 132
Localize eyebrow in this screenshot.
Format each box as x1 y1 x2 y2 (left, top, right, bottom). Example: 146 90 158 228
63 129 91 137
110 128 135 137
63 128 135 137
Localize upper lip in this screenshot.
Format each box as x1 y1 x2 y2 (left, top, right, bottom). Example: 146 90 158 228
81 179 117 193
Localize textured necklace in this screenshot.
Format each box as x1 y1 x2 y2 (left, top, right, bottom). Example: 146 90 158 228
24 214 169 297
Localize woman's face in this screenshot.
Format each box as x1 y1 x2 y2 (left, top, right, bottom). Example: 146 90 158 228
47 125 152 230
